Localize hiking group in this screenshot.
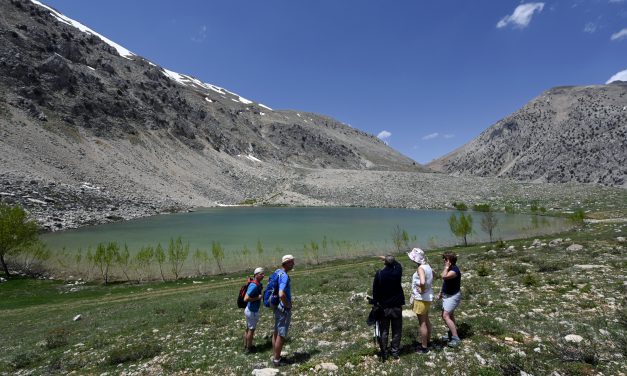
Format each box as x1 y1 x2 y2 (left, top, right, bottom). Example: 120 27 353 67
238 249 461 366
371 249 462 362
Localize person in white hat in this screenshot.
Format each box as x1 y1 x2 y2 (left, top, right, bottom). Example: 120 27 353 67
270 254 295 367
407 248 434 353
243 267 265 353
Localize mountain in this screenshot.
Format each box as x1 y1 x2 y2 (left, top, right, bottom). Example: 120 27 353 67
428 83 627 187
0 0 426 229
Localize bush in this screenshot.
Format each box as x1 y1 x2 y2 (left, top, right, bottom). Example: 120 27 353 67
473 204 491 212
108 343 162 365
521 273 540 287
476 263 490 276
9 351 41 370
45 327 70 349
452 202 468 211
504 263 527 276
537 261 563 273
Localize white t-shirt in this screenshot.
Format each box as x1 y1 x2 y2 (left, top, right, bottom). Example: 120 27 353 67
411 264 434 302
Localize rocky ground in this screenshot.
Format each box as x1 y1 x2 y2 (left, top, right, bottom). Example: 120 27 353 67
0 222 625 375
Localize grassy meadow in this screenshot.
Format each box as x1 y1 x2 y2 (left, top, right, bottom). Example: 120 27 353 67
0 220 625 375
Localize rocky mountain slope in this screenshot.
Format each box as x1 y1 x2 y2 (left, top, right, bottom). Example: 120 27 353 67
428 83 627 187
0 0 428 228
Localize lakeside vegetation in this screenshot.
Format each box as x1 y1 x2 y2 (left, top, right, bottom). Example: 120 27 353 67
0 219 625 375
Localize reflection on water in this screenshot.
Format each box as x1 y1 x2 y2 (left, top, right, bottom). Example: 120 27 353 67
41 208 572 273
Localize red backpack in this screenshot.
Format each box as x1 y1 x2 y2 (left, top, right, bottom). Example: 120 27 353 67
237 277 260 309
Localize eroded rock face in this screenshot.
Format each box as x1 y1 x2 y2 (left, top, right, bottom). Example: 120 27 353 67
428 84 627 187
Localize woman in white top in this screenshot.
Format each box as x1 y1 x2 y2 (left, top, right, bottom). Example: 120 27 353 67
408 247 434 353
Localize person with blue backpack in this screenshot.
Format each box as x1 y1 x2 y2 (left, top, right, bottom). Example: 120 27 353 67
243 267 265 354
263 254 295 367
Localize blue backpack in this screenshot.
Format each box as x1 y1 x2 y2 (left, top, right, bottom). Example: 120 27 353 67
263 270 286 308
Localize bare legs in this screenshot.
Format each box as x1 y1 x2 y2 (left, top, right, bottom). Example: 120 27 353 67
244 328 255 349
442 310 458 338
272 332 285 361
417 313 432 348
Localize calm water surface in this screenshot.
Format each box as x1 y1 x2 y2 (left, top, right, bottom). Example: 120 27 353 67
42 207 570 262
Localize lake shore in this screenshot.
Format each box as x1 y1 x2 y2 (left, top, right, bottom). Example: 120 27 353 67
2 169 625 233
1 222 625 375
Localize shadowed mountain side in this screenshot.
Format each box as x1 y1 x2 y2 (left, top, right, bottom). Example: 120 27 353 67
428 83 627 187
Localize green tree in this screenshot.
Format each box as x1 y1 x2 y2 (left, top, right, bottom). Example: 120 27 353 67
94 242 120 285
134 246 154 282
310 240 320 264
212 241 225 274
0 203 39 278
117 243 131 282
448 212 473 246
392 225 410 252
168 236 189 280
155 243 166 281
192 248 209 275
256 239 264 259
480 210 499 243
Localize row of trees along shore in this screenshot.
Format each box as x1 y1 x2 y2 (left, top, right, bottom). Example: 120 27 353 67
1 202 585 283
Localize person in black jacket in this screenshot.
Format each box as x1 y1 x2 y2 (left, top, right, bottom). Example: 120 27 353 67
372 255 405 361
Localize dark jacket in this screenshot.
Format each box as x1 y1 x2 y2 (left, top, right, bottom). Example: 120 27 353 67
372 260 405 308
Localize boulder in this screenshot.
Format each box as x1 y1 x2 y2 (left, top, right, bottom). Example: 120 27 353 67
567 244 584 252
564 334 584 343
617 237 626 243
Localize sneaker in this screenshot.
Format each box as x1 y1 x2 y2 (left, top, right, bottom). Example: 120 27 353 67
448 337 461 348
440 335 451 342
416 346 429 354
390 353 400 360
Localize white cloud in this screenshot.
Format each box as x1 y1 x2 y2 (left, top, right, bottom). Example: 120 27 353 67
611 28 627 41
497 3 545 29
443 134 455 139
584 22 597 33
606 69 627 83
191 25 207 43
422 132 439 140
377 130 392 140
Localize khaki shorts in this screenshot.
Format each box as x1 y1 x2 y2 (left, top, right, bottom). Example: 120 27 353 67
412 300 431 315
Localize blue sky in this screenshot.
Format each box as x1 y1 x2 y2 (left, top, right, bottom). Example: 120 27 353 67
40 0 627 164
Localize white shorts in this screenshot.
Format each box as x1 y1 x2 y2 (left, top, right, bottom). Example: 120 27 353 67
244 307 260 330
442 292 461 313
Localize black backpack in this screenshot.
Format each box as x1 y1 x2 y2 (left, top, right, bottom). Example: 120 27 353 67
237 277 260 309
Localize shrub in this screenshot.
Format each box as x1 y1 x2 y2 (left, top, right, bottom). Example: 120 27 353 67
521 273 540 287
449 212 473 246
476 263 490 276
9 351 41 370
470 368 501 376
537 261 563 273
570 208 586 224
45 327 70 349
452 202 468 211
473 204 491 212
391 225 409 252
505 263 527 276
108 343 162 365
0 203 39 277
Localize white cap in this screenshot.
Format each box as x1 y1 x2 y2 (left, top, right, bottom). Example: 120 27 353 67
253 267 264 275
281 254 295 264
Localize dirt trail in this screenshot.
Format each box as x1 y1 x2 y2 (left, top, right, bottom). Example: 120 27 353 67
1 259 378 317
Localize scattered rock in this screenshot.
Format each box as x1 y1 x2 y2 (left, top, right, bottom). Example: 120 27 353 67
531 239 542 247
564 334 583 343
0 277 6 283
401 309 414 318
566 244 584 252
349 292 367 302
549 238 563 247
252 368 279 376
314 363 338 372
617 237 625 243
73 314 82 321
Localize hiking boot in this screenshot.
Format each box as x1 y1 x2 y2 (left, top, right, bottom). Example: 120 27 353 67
448 337 461 348
272 357 293 367
390 353 400 360
415 346 429 354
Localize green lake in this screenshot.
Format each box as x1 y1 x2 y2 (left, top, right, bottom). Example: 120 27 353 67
41 207 570 271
